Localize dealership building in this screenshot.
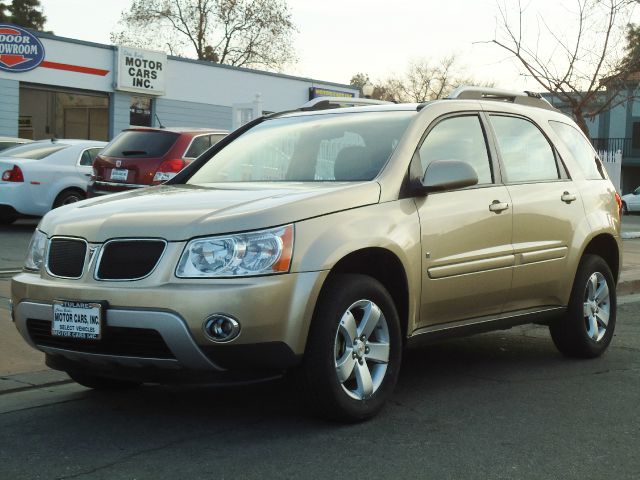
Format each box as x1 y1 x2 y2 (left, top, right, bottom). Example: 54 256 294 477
0 25 358 141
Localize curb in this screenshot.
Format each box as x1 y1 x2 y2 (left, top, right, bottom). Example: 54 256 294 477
621 231 640 239
0 370 71 395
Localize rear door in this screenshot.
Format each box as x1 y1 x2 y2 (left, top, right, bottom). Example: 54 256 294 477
415 114 514 328
487 114 583 311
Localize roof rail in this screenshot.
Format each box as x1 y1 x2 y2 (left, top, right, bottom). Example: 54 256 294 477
447 86 557 111
300 96 393 111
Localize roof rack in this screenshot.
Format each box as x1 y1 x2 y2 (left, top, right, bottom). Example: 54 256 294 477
300 96 393 111
447 86 557 111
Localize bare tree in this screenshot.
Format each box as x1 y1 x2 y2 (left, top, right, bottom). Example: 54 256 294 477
488 0 639 135
352 55 493 103
111 0 296 71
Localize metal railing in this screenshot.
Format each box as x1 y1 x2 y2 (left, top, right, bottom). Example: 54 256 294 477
590 138 633 157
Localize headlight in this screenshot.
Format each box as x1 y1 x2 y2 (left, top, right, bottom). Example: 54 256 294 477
24 229 47 271
176 225 294 278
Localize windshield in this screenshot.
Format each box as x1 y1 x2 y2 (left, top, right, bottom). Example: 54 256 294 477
0 142 69 160
187 111 414 183
101 130 180 158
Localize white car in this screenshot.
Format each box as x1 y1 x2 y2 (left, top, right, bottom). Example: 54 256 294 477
0 139 107 224
621 187 640 214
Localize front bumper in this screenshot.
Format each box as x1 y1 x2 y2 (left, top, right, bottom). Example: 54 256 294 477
12 269 328 377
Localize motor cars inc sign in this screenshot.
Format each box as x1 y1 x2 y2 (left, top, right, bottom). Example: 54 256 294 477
116 46 166 96
0 24 45 72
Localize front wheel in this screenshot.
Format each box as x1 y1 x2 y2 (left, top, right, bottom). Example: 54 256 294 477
301 274 402 422
622 202 629 215
549 255 616 358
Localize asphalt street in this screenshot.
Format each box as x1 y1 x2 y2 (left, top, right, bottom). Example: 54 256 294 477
0 302 639 480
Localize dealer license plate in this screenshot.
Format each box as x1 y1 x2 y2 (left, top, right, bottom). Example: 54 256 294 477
52 300 103 340
110 168 128 181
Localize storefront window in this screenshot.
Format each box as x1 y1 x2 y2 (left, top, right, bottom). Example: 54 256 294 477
19 85 109 141
130 96 152 127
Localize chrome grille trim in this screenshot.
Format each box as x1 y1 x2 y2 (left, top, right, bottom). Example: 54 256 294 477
94 238 168 281
45 237 88 280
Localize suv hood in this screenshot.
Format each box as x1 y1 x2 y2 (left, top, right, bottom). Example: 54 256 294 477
40 182 381 242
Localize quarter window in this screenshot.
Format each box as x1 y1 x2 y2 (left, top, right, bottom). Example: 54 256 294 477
418 115 492 184
549 120 604 180
491 115 559 182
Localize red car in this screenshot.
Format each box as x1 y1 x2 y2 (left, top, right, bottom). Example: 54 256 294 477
88 127 227 197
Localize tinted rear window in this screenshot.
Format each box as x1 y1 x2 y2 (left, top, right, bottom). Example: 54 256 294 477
0 143 69 160
101 130 180 158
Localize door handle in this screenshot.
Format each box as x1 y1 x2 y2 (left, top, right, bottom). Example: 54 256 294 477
489 200 509 213
561 192 577 203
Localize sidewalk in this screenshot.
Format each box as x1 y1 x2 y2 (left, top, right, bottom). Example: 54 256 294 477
2 237 640 392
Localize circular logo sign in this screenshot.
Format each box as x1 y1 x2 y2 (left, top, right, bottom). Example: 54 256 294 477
0 24 45 73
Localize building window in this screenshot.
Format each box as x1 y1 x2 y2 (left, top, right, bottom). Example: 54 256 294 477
130 96 152 127
632 122 640 149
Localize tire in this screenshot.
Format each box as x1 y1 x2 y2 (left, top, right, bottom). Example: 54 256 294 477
53 189 85 209
0 213 17 225
549 254 616 358
622 202 629 215
300 274 402 422
67 371 142 390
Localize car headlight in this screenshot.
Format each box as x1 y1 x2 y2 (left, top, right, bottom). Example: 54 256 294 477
24 229 47 271
176 225 294 278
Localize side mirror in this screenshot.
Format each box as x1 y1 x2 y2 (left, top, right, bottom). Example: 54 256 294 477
420 159 479 193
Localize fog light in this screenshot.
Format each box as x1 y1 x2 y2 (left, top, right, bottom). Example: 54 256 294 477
203 314 240 343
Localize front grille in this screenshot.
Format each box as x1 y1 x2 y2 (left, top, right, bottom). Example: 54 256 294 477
47 238 87 278
97 240 166 280
27 319 174 359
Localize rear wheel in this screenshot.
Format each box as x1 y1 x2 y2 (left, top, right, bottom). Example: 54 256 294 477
301 274 402 422
0 213 17 225
550 254 616 358
67 371 141 390
53 189 85 209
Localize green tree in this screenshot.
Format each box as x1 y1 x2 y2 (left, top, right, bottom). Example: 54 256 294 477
8 0 47 30
111 0 296 71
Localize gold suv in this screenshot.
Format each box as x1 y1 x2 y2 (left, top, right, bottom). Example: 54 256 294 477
11 87 622 421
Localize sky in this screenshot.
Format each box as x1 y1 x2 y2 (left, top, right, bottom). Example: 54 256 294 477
37 0 639 91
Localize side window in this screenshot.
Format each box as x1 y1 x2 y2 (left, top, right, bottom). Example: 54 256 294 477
80 148 101 166
491 115 559 183
549 120 604 180
184 135 211 159
210 134 225 146
418 115 492 184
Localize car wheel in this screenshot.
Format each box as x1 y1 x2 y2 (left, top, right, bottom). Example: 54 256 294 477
67 371 142 390
301 274 402 422
549 254 616 358
622 202 629 215
0 213 17 225
53 189 85 209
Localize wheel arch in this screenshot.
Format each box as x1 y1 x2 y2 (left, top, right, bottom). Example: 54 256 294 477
322 247 410 340
580 233 620 283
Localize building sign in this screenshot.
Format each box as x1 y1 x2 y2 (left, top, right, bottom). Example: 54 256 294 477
116 46 166 96
0 24 45 72
309 87 355 100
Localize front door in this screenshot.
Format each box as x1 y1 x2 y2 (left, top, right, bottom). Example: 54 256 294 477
415 114 514 329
